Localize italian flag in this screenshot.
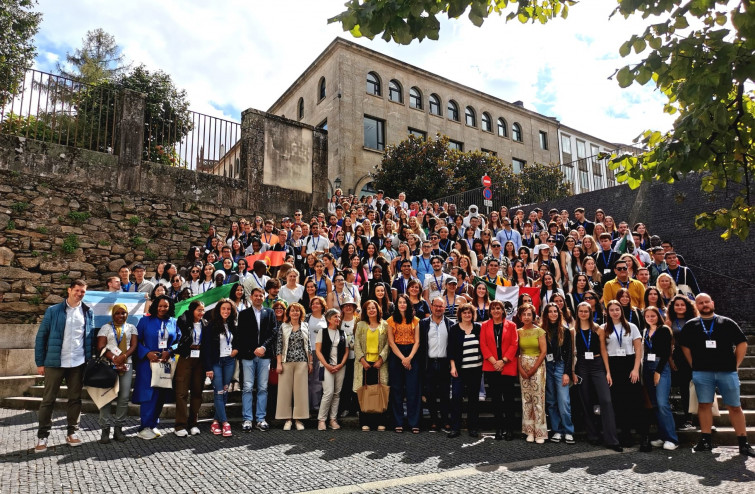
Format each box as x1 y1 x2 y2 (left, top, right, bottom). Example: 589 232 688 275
474 277 541 320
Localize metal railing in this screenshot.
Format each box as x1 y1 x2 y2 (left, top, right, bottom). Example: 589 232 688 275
0 67 120 153
144 110 240 175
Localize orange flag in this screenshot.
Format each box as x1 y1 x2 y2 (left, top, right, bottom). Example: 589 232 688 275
246 251 285 267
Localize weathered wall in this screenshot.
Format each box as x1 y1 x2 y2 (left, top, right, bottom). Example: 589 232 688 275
521 177 755 329
0 107 328 323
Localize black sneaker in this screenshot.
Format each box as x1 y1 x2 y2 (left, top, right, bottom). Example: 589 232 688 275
694 439 713 452
740 443 755 457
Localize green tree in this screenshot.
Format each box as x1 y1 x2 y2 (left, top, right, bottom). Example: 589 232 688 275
0 0 41 105
330 0 755 241
56 28 128 85
519 162 571 204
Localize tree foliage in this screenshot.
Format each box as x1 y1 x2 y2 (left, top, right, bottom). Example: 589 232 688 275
330 0 755 241
372 134 570 205
56 28 128 85
0 0 41 105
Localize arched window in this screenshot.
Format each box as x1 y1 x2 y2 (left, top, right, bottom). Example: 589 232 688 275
366 72 381 96
512 122 523 142
297 97 304 120
318 77 326 101
465 106 476 127
447 100 459 121
409 87 422 109
497 118 508 137
388 80 403 103
481 112 492 132
429 93 441 115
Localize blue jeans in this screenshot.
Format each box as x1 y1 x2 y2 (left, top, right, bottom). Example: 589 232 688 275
211 356 236 423
389 345 421 429
242 357 271 422
643 360 678 444
545 360 574 435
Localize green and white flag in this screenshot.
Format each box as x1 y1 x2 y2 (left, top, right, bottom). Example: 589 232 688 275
175 283 234 318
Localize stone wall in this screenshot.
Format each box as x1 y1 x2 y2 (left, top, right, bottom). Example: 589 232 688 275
0 103 328 323
520 177 755 329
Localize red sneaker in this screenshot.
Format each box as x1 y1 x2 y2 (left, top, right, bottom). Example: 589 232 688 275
210 421 221 435
222 422 232 437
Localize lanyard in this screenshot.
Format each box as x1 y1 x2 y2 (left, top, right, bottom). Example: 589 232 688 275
315 275 324 294
121 282 132 292
466 238 474 250
434 274 443 291
478 305 486 320
601 250 612 267
159 321 167 342
673 319 683 332
252 272 264 289
579 329 592 350
367 257 374 273
202 281 212 292
619 280 629 289
224 329 232 347
627 310 633 324
345 233 352 244
503 229 512 241
112 324 124 347
575 293 584 303
702 318 715 339
644 329 654 350
445 294 455 316
263 232 272 244
421 256 431 273
192 323 201 345
612 324 623 347
402 277 411 293
312 236 320 251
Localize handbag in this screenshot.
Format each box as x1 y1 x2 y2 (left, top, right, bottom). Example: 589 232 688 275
689 381 720 416
83 348 118 388
357 369 389 413
150 358 176 389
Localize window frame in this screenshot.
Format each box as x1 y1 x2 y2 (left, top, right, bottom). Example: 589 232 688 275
448 139 464 151
465 106 476 127
388 79 403 103
363 115 386 151
408 127 427 140
318 77 326 102
447 100 460 122
429 93 442 116
297 97 304 120
497 118 508 138
366 72 381 96
409 87 423 110
481 112 492 132
512 122 523 142
539 130 548 150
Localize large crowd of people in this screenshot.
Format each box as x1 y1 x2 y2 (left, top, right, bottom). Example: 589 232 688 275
33 190 753 457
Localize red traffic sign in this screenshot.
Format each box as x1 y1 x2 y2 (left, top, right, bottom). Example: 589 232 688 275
481 175 492 187
483 187 493 200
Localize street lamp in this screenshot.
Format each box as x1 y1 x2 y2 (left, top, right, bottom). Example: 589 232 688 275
334 177 342 191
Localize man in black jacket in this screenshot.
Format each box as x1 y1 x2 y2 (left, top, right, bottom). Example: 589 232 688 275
419 297 453 432
237 287 277 432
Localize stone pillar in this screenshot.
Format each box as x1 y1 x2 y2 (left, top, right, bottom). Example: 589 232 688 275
117 89 146 191
240 109 266 211
311 128 329 212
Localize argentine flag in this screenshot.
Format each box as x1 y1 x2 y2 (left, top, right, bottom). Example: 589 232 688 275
83 291 147 329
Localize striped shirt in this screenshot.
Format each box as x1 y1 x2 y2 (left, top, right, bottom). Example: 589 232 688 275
461 333 482 369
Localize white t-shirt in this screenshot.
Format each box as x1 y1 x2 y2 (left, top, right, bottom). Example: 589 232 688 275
280 284 304 305
604 322 641 356
316 328 341 365
97 322 137 364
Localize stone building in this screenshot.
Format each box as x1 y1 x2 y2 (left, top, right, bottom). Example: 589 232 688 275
268 37 631 197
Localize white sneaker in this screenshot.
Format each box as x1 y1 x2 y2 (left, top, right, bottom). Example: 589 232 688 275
152 428 162 437
551 433 563 443
283 420 292 431
526 434 535 443
174 428 188 437
535 438 545 444
565 434 575 444
295 420 305 431
138 428 157 440
663 441 679 450
34 437 48 454
478 393 486 402
66 433 83 447
650 439 664 448
190 427 201 436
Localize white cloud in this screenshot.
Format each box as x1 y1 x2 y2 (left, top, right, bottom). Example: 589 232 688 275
32 0 674 143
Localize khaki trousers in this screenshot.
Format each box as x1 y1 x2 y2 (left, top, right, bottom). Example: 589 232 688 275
276 362 309 420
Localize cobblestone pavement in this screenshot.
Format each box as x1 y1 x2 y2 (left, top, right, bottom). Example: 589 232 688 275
0 408 753 493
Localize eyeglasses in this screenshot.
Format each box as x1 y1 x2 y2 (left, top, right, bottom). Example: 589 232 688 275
431 304 445 309
615 267 628 271
547 240 555 243
584 296 595 300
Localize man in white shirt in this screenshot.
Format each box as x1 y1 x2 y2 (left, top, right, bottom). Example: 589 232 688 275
305 223 330 255
423 256 450 302
34 280 95 452
419 298 452 432
496 217 522 251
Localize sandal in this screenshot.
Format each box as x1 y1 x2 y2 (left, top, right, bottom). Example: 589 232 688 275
394 427 403 433
412 428 420 434
361 426 370 432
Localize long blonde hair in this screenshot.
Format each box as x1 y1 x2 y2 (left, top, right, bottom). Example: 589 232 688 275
656 272 678 300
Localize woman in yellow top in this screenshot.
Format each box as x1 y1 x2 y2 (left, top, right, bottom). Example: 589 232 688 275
516 303 548 443
353 300 390 431
386 294 421 433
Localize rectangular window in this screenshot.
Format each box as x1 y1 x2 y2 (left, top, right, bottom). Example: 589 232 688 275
317 119 327 131
561 134 572 155
448 139 463 151
576 139 586 159
590 144 600 157
408 128 426 140
363 115 385 151
562 164 574 183
539 131 548 150
580 168 591 191
512 158 526 174
481 148 497 156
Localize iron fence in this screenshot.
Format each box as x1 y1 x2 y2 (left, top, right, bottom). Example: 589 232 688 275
0 67 119 153
144 109 241 175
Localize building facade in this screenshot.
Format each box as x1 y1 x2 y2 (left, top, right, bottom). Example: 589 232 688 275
268 38 629 198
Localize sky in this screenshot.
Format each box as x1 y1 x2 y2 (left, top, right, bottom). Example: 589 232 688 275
31 0 676 145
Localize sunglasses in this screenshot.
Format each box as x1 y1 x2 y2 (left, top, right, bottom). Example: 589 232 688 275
615 267 628 271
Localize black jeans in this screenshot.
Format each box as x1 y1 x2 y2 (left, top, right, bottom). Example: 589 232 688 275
575 359 619 446
424 357 451 427
485 371 517 432
451 367 483 431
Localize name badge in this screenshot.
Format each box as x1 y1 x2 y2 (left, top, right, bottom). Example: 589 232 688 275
647 353 656 361
603 269 611 274
110 346 122 356
706 340 717 349
123 363 131 372
584 352 594 360
546 353 554 362
220 347 231 357
190 349 200 358
616 349 626 357
158 340 167 349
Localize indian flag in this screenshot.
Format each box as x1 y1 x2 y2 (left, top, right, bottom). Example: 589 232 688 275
175 283 234 318
474 277 541 320
83 291 147 329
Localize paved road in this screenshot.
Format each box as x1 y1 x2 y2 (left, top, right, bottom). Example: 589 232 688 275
0 408 752 493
